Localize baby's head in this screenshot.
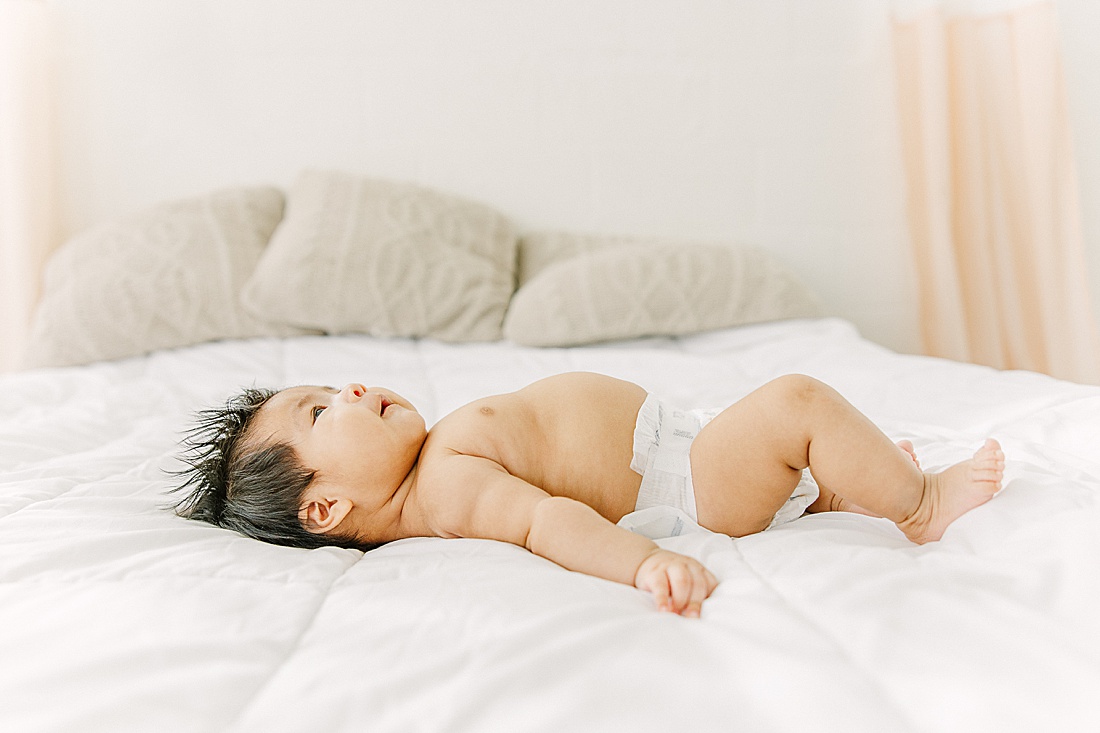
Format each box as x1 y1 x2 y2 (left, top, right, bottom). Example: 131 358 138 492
173 383 427 551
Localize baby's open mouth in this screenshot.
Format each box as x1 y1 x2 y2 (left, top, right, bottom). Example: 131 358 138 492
380 398 392 414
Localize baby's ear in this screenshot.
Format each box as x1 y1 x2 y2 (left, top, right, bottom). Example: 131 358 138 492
299 496 352 535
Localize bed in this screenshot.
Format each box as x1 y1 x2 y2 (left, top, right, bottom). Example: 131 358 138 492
2 310 1098 732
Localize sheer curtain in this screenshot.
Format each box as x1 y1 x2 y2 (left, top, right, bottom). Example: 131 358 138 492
894 0 1100 384
0 0 56 373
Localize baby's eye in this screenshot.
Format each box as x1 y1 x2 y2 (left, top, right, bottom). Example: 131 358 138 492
311 405 326 424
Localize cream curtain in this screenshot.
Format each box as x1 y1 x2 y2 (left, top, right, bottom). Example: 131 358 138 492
0 0 56 373
894 0 1100 384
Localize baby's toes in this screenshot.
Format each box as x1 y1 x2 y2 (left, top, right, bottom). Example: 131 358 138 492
979 438 1002 456
970 465 1003 483
969 455 1004 490
896 440 921 469
973 439 1004 465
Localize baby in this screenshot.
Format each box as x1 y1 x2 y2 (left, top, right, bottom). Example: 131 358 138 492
174 372 1005 618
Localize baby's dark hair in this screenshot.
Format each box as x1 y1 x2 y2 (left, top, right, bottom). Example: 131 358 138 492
171 387 377 552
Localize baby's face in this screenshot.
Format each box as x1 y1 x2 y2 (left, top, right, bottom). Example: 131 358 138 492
250 383 427 508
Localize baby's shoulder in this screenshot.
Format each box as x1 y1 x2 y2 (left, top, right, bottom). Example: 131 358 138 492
412 411 514 512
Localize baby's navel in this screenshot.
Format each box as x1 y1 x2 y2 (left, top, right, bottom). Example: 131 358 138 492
480 406 495 416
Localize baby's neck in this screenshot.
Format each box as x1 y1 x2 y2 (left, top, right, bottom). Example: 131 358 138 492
358 460 434 543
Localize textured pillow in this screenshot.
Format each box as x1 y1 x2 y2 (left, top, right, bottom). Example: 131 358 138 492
504 233 820 347
24 187 302 368
240 170 518 341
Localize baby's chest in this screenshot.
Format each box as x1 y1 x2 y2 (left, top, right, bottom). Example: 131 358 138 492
431 400 642 515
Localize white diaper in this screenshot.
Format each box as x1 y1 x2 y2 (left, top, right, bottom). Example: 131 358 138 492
620 394 820 539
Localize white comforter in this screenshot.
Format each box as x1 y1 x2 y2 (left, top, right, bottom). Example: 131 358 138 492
1 318 1097 732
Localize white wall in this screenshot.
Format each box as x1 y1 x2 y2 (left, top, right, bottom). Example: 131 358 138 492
45 1 934 353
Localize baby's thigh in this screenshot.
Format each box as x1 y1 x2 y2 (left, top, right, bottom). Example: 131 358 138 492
689 393 805 537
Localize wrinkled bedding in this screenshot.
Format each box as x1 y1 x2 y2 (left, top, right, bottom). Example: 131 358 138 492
1 318 1097 732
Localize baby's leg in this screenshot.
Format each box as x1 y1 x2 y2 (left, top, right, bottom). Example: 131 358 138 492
807 441 918 517
689 375 1004 542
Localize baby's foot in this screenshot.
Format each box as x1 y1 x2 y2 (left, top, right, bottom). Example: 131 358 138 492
897 439 1004 544
896 440 921 470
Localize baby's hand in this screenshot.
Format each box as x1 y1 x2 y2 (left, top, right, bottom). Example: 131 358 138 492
634 549 718 618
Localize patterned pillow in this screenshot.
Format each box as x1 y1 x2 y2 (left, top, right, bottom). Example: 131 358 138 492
24 187 302 367
240 171 518 341
504 232 821 347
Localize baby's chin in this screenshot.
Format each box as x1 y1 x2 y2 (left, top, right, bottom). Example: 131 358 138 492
392 403 424 422
391 408 428 441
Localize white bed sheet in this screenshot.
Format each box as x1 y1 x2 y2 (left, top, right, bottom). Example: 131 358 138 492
1 318 1098 732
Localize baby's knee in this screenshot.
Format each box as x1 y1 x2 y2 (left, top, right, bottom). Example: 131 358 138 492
763 374 833 409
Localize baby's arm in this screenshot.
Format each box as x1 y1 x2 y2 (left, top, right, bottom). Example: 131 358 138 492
425 455 717 616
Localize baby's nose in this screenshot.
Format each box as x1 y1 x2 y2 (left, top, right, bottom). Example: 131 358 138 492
339 383 368 402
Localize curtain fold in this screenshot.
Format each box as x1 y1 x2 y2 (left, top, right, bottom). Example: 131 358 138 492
894 0 1100 384
0 0 56 373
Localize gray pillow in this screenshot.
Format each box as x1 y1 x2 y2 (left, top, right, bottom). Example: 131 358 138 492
504 232 821 347
240 170 518 341
24 186 301 367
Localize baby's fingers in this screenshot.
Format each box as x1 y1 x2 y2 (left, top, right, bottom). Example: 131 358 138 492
680 563 720 618
646 571 672 613
667 564 693 613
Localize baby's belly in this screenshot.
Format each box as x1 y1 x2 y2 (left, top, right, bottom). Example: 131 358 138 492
512 408 645 522
513 448 641 524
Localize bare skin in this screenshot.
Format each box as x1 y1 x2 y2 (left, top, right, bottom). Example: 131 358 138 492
247 373 1005 618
